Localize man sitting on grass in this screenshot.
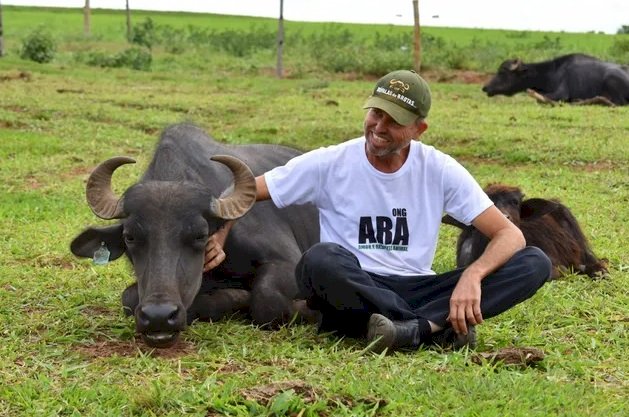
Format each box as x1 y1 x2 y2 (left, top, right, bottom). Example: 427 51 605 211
204 69 552 353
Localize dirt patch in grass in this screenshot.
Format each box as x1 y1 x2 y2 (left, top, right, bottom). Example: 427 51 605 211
33 254 76 269
216 359 247 375
60 165 94 181
0 120 28 129
471 346 545 367
564 159 617 171
426 69 493 85
94 98 192 115
79 305 116 316
1 104 28 113
24 175 43 190
456 155 620 172
56 88 85 94
279 68 492 85
133 123 161 136
76 337 196 359
232 380 387 414
0 71 32 82
241 380 320 405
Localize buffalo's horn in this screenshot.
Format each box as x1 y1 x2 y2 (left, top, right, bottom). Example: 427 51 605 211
210 155 257 219
86 156 136 219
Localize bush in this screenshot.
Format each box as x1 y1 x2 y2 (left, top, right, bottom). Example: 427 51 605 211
130 18 157 50
157 26 187 54
532 35 562 52
114 47 152 70
608 37 629 63
206 26 276 57
81 47 152 71
20 28 56 63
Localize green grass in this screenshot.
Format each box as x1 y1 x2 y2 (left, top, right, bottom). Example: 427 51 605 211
2 5 627 76
0 6 628 417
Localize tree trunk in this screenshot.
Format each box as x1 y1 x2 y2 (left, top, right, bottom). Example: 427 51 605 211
0 0 4 57
126 0 132 41
84 0 91 36
412 0 421 72
276 0 284 79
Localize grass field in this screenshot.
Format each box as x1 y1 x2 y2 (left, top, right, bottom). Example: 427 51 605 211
2 5 627 75
0 6 628 417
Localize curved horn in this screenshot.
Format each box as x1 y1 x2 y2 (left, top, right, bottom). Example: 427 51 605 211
210 155 257 220
86 156 136 219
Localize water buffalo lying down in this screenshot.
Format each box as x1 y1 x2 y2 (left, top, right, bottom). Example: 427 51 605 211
442 184 608 280
71 123 319 347
482 54 629 106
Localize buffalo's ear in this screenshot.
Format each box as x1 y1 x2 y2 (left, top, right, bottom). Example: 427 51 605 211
441 215 468 230
508 59 522 71
520 198 560 220
70 224 126 260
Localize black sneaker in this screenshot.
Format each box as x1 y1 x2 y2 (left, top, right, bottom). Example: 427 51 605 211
431 325 477 350
366 314 422 353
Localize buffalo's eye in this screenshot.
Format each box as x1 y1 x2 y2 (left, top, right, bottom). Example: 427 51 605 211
123 233 137 245
188 233 208 250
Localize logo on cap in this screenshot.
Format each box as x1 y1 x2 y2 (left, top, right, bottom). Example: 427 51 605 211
389 79 410 93
375 82 417 110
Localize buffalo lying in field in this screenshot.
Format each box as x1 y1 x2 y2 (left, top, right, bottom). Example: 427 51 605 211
442 184 608 280
482 54 629 106
71 123 319 347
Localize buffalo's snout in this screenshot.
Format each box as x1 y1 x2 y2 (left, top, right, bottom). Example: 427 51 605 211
482 84 495 96
136 302 186 348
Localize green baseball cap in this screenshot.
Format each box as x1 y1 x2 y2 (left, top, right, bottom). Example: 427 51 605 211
363 70 432 125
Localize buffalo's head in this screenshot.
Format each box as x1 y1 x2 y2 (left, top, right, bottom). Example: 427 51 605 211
484 184 560 226
70 155 256 347
442 183 560 230
482 58 530 97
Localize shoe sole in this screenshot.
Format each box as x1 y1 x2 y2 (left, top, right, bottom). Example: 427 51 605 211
366 314 396 353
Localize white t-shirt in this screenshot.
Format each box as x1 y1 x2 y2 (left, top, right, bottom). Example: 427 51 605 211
265 137 492 276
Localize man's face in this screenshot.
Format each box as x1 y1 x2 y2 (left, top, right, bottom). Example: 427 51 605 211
363 108 425 158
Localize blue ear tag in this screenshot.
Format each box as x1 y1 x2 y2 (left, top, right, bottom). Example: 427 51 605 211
93 242 111 265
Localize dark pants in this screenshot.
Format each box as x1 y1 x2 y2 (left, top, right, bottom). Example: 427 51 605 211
295 242 551 338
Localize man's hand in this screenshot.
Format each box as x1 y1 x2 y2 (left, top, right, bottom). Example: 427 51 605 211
447 274 483 335
445 205 525 334
203 221 234 272
203 175 268 272
204 234 226 272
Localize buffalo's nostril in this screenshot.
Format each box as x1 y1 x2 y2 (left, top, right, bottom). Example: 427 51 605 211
168 308 179 326
137 310 150 328
138 302 182 331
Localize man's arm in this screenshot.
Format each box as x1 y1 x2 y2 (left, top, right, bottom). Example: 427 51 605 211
203 175 270 272
447 205 525 335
